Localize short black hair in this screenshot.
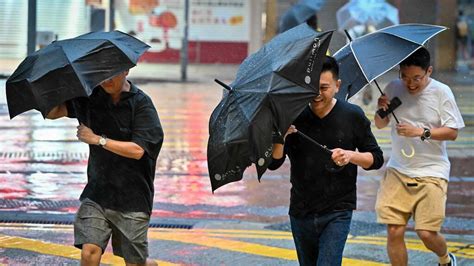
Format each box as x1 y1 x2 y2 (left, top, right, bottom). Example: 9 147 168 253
321 55 339 80
400 47 431 70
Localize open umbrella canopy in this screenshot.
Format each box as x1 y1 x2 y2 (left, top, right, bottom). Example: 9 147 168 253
6 30 149 119
279 0 326 33
208 24 333 191
336 0 399 32
333 23 447 101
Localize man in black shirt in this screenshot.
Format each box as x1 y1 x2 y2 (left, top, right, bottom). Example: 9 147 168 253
269 56 383 265
47 70 163 265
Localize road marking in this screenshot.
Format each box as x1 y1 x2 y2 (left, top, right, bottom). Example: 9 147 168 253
148 228 474 260
348 235 474 259
1 225 472 263
148 230 387 265
0 233 178 266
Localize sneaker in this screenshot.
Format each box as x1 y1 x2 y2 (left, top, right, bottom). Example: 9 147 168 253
439 253 457 266
448 253 457 266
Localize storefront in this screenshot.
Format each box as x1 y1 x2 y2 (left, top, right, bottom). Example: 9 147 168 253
114 0 253 64
0 0 90 59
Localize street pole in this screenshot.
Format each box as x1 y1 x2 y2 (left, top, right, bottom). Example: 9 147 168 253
109 0 115 31
180 0 190 81
27 0 37 55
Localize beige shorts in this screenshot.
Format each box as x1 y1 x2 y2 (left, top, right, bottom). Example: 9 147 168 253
375 168 448 231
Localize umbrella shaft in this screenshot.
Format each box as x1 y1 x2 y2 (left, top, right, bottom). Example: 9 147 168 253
296 131 333 155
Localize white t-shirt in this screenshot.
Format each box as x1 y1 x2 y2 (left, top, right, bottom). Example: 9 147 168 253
384 78 465 181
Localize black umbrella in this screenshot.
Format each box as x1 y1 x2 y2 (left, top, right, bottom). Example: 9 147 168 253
279 0 326 33
6 30 150 119
208 24 333 191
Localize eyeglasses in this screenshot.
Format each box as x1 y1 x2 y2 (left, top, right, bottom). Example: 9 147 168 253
399 70 428 83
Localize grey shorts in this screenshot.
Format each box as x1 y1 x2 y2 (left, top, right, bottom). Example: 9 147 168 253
74 198 150 264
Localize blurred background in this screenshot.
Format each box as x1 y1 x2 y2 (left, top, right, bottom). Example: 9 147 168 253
0 0 473 72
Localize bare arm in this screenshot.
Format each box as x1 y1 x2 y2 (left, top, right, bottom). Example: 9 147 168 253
46 103 68 119
396 124 459 141
272 143 285 159
374 114 390 129
430 127 458 141
77 124 145 160
332 148 374 169
102 138 145 160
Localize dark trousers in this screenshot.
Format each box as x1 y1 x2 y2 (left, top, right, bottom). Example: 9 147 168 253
290 210 353 266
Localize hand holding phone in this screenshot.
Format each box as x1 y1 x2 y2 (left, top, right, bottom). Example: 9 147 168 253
377 97 402 119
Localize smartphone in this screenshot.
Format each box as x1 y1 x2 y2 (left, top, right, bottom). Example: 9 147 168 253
377 97 402 119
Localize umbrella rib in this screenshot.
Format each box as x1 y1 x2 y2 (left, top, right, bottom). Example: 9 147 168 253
349 42 370 83
350 26 446 85
381 25 448 46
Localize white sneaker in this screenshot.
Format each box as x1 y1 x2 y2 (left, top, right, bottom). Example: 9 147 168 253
439 253 457 266
448 253 457 266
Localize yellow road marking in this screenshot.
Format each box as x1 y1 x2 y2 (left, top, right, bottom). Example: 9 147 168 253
149 230 296 260
0 234 178 266
148 231 387 265
1 224 472 262
148 229 474 259
347 236 474 259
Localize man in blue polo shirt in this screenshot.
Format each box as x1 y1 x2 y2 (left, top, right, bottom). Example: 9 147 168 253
47 70 163 265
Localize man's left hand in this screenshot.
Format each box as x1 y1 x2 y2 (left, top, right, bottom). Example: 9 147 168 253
77 123 100 145
396 123 423 138
331 148 353 166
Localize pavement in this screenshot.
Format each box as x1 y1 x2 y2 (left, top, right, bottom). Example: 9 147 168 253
0 58 473 265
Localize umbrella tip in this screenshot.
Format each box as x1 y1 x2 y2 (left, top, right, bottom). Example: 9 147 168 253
343 29 353 41
214 79 232 91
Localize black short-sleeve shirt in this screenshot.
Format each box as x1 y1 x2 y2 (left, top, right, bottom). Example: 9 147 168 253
67 82 164 214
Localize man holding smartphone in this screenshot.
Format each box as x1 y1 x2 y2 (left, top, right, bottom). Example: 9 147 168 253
374 47 464 266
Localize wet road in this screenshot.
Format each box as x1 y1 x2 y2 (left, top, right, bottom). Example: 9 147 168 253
0 78 473 265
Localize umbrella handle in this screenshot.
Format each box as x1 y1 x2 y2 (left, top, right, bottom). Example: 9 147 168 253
344 29 400 124
214 79 232 91
296 131 333 155
374 80 400 124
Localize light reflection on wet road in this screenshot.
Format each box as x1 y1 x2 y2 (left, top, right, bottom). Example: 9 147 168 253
0 79 472 225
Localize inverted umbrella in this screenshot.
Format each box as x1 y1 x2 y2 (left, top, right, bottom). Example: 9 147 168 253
336 0 399 32
279 0 326 33
334 23 447 104
6 30 150 119
208 24 333 191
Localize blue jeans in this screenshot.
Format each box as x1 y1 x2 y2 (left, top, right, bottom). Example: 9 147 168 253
290 210 353 266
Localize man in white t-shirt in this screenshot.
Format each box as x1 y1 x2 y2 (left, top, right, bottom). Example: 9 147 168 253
374 47 464 266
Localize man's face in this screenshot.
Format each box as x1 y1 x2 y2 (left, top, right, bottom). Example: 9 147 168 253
399 65 432 95
100 71 128 94
310 70 340 111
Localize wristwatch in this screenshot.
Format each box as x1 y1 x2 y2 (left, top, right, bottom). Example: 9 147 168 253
98 135 107 147
420 128 431 141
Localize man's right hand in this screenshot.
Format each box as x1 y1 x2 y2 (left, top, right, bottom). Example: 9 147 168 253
285 125 298 139
377 95 390 111
374 95 390 129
